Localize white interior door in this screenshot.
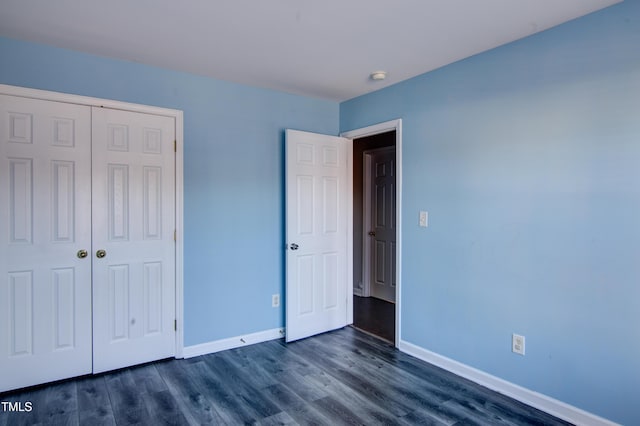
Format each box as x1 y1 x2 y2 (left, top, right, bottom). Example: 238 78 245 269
0 95 92 391
285 129 351 342
91 107 176 373
366 147 396 303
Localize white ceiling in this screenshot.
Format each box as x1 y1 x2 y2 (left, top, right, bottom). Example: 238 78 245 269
0 0 621 101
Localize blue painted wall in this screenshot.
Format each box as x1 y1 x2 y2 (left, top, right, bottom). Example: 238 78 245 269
2 1 638 422
341 2 639 424
0 36 339 346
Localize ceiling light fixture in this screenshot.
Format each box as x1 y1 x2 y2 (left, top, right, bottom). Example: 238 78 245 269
370 71 387 81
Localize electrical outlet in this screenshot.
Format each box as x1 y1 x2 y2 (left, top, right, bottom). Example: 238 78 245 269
512 334 525 355
272 294 280 308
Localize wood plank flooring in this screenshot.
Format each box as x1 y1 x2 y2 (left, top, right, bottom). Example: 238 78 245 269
353 295 395 343
0 327 572 425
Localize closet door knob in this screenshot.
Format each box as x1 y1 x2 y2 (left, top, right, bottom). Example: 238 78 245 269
77 249 88 259
96 249 107 259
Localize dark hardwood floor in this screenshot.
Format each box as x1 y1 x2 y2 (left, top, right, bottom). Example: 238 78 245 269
353 295 395 343
0 327 572 425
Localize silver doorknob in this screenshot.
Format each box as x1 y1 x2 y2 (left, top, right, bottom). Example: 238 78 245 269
368 231 376 236
290 243 299 250
77 249 88 259
96 249 107 259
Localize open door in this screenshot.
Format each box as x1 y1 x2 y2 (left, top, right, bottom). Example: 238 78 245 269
285 130 351 342
364 146 396 303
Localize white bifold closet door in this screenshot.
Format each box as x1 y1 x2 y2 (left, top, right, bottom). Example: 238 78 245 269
91 107 175 374
0 95 93 392
0 94 176 392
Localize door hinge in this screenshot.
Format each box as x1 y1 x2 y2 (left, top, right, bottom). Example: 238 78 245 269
174 229 177 241
174 319 177 331
174 140 177 152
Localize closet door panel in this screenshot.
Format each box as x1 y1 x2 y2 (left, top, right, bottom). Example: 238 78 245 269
91 107 175 374
0 95 92 392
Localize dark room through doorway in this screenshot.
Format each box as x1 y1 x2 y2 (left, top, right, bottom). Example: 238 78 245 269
352 130 396 343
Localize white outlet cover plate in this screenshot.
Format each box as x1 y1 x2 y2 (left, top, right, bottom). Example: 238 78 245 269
512 333 525 355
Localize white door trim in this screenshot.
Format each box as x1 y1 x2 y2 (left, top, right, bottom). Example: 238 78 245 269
362 149 374 299
341 119 402 347
0 84 185 358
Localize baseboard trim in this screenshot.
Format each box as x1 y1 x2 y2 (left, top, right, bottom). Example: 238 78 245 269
183 327 285 359
398 340 618 426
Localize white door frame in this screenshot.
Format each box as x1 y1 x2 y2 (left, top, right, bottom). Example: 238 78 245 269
0 84 185 358
342 119 402 346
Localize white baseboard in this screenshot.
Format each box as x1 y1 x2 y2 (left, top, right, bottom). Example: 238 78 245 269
183 327 285 359
398 340 619 426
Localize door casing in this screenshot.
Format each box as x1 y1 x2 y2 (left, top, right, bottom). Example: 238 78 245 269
342 120 402 346
0 84 185 358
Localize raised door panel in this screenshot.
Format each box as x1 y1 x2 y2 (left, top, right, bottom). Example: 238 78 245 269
0 94 92 392
8 158 33 243
8 271 33 357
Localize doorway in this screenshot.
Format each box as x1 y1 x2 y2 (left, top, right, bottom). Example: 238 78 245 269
284 119 402 345
352 131 396 343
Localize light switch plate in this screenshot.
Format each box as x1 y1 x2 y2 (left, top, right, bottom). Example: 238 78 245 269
419 211 428 227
